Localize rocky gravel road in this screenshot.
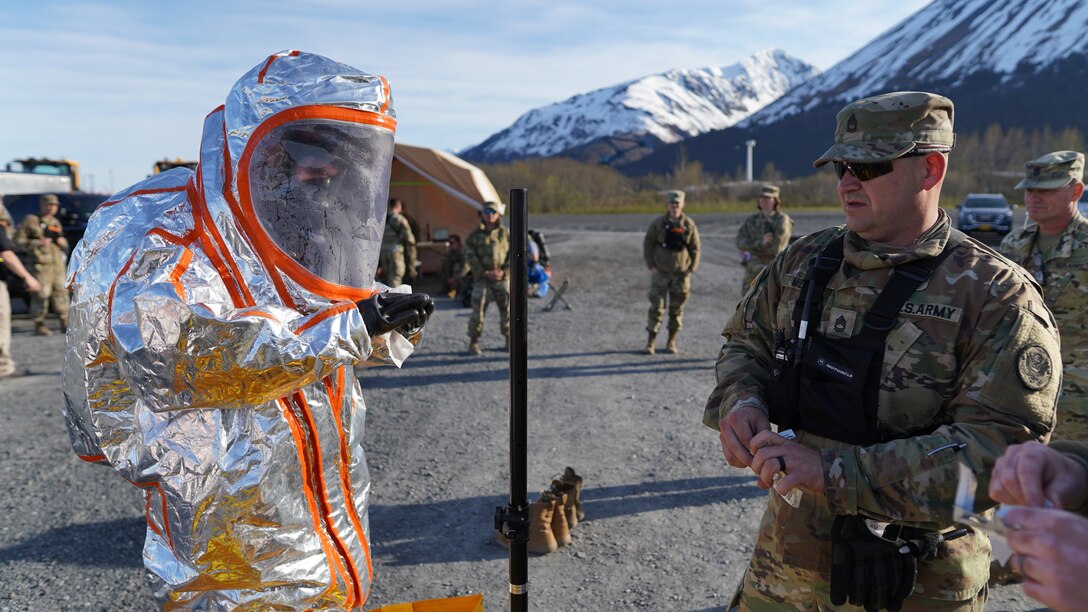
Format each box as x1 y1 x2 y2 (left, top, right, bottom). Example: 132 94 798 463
0 211 1038 610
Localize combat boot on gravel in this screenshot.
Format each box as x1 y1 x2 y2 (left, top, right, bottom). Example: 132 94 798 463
666 330 680 354
643 332 656 355
468 337 482 355
35 323 52 336
549 490 572 547
560 466 585 522
550 478 579 529
59 317 68 334
496 492 558 555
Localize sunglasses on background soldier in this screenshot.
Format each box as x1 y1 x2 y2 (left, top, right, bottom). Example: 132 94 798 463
833 148 950 182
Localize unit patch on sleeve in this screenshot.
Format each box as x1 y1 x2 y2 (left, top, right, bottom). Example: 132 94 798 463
900 302 962 324
1017 345 1052 391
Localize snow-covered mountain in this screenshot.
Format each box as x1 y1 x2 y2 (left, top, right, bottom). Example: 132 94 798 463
745 0 1088 128
624 0 1088 177
460 49 818 165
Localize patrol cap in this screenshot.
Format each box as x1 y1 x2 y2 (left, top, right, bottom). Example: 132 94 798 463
758 184 780 199
482 201 506 216
40 194 60 206
666 190 685 204
1014 150 1085 190
813 91 955 167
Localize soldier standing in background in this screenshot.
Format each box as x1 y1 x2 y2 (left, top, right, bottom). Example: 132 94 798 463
464 202 510 355
438 234 468 298
1000 151 1088 441
380 197 417 286
15 194 69 335
0 223 42 378
643 189 700 355
735 184 792 291
705 92 1059 610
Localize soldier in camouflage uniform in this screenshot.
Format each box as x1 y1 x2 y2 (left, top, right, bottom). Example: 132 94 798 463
643 190 700 354
464 202 510 355
379 197 417 287
704 92 1060 610
15 194 69 335
736 184 793 291
438 234 468 298
999 151 1088 442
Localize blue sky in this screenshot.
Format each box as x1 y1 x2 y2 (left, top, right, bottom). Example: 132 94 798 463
1 0 931 192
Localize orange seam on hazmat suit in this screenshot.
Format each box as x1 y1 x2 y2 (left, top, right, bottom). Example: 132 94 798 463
257 50 301 83
276 396 347 601
292 390 362 607
295 302 357 335
97 186 188 210
324 367 374 593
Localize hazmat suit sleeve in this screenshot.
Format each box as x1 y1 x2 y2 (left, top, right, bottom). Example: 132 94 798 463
109 235 371 412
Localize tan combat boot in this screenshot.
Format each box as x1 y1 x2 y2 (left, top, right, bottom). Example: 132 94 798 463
548 490 572 547
496 493 559 555
468 337 482 355
666 330 679 354
550 478 579 529
59 318 69 334
560 466 585 522
35 323 52 336
643 332 656 355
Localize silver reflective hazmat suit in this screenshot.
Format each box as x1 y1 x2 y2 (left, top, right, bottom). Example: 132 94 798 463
62 50 419 609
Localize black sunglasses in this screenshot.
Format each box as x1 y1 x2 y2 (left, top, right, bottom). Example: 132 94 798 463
833 149 947 182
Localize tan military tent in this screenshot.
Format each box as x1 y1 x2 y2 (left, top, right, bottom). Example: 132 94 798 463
389 143 501 273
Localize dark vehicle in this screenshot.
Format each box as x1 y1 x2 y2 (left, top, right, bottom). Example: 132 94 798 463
1079 191 1088 218
2 191 108 302
956 193 1014 237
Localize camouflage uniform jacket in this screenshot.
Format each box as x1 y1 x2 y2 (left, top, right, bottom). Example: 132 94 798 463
382 211 417 261
439 248 468 280
704 211 1059 600
1000 214 1088 418
643 213 700 274
15 213 66 267
465 223 510 282
735 210 793 264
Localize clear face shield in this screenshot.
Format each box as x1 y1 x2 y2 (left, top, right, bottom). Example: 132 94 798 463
248 118 395 290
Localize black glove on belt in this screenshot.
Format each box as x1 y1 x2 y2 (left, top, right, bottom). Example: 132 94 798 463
830 515 918 612
357 292 435 338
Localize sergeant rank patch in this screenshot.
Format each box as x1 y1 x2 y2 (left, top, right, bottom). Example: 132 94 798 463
1017 345 1052 390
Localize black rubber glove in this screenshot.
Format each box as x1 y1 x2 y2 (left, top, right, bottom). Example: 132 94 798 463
830 515 917 612
357 292 434 338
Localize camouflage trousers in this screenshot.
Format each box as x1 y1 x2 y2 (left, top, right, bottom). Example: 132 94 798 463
380 249 406 287
742 258 772 292
730 553 986 611
1052 398 1088 441
646 271 689 334
0 280 13 376
30 263 68 326
468 277 509 339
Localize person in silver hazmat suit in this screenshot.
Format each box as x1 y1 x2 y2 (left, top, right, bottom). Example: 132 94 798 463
61 50 434 609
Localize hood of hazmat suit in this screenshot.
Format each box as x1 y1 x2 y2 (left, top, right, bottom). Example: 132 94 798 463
62 50 421 609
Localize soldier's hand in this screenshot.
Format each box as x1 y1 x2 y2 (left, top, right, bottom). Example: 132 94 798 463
718 406 769 469
1004 506 1088 612
761 232 773 247
23 275 42 293
749 431 822 492
990 441 1088 509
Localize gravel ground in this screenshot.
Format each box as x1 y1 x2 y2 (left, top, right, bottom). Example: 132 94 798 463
0 211 1042 611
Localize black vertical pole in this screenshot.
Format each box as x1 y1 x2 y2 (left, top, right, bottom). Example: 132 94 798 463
508 188 529 612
